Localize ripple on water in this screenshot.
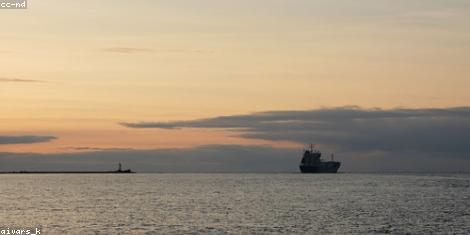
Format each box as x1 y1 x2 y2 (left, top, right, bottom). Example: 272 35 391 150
0 173 468 234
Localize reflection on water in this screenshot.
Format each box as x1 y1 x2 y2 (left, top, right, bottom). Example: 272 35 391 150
0 173 468 234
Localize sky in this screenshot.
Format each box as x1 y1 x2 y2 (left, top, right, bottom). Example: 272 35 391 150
1 0 470 172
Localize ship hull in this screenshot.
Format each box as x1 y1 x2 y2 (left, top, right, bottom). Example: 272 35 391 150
300 162 340 173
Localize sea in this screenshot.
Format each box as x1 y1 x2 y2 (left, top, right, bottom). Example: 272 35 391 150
0 173 468 234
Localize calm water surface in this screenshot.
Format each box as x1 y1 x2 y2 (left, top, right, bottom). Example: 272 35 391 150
0 173 468 234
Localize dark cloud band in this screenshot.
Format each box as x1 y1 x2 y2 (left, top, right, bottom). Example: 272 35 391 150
0 77 43 83
0 135 57 145
120 107 470 154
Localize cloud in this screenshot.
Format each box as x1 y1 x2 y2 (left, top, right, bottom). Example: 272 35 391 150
66 146 135 151
102 47 211 54
121 107 470 155
102 47 153 53
0 135 57 145
0 77 43 83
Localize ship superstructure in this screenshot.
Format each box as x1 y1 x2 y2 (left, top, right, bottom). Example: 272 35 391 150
299 145 340 173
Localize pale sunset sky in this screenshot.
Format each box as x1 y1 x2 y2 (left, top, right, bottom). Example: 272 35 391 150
1 0 470 172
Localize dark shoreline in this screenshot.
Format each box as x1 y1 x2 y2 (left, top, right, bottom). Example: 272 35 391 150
0 171 135 174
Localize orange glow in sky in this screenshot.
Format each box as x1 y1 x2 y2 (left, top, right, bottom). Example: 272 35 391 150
1 1 470 153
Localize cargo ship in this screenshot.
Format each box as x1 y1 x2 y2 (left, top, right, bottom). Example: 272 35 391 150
299 145 341 173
